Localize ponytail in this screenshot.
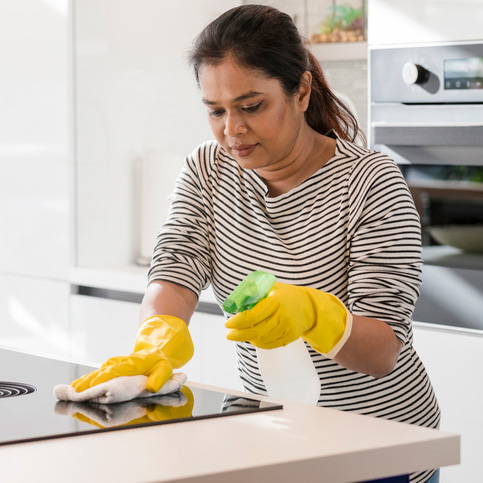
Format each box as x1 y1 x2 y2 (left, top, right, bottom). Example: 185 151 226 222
306 50 365 145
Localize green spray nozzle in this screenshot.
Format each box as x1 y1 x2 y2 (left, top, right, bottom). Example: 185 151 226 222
223 271 277 314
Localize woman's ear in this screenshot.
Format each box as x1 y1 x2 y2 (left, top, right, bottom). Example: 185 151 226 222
297 71 312 112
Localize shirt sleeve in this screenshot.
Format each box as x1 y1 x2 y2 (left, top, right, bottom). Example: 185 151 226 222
346 155 423 345
147 142 217 298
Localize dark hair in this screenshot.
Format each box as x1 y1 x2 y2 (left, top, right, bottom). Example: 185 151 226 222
188 4 364 145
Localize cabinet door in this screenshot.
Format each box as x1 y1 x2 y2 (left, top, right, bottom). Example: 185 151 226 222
197 312 242 392
74 0 240 268
0 0 70 279
413 324 483 482
70 294 141 364
0 274 71 358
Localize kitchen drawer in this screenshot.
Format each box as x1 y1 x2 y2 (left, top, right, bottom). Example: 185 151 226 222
413 323 483 482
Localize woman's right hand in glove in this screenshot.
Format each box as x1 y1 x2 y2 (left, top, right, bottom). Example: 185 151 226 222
71 315 194 393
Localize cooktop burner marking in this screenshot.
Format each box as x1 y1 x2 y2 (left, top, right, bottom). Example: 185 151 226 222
0 381 37 398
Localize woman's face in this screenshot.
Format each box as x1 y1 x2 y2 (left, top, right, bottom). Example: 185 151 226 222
198 55 311 174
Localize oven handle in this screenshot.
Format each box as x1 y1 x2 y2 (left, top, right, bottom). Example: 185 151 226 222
371 123 483 147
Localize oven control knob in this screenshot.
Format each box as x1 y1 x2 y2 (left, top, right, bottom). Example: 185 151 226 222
402 62 430 85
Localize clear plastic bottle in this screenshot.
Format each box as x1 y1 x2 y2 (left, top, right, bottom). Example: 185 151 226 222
224 271 320 405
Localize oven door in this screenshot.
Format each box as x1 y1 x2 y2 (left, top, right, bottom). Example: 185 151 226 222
371 105 483 252
369 44 483 331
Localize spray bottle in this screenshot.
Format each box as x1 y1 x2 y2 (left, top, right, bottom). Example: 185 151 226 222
224 271 320 405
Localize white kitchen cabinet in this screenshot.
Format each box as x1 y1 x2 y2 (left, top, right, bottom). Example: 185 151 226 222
0 0 71 280
0 273 71 358
70 294 140 364
194 311 242 391
412 323 483 482
74 0 240 268
0 0 72 357
368 0 483 45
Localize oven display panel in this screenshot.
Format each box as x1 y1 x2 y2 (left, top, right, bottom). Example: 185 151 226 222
444 57 483 90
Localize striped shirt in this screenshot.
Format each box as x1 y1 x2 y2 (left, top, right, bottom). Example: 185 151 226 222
149 134 441 483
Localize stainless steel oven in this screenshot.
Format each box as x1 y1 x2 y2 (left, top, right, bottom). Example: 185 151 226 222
369 41 483 331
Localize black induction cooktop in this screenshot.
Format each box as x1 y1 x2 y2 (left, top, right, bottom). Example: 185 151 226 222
0 348 282 446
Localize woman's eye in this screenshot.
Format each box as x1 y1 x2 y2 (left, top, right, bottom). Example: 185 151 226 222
209 109 225 118
242 102 262 113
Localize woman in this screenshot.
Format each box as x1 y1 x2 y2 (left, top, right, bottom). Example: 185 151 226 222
73 5 440 482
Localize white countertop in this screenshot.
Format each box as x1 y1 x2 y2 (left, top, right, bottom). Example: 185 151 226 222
70 265 218 304
0 380 459 483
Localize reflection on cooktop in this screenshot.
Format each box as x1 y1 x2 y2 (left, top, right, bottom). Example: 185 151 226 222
0 348 282 446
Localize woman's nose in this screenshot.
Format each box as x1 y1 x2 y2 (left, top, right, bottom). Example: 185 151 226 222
224 113 247 137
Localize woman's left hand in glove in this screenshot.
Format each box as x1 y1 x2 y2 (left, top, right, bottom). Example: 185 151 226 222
225 282 352 359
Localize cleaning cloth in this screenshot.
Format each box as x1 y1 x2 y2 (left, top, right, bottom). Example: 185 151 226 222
54 372 187 404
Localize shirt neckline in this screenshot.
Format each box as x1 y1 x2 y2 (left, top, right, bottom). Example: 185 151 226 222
254 131 344 201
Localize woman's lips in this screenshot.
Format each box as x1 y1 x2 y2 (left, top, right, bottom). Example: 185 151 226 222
231 143 257 157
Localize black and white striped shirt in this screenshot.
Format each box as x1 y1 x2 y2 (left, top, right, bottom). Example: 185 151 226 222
149 134 441 483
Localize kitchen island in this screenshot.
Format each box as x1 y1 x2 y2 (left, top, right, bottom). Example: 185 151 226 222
0 347 459 483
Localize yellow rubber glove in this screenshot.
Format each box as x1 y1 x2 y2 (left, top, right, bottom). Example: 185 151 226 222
225 282 352 358
72 316 194 393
